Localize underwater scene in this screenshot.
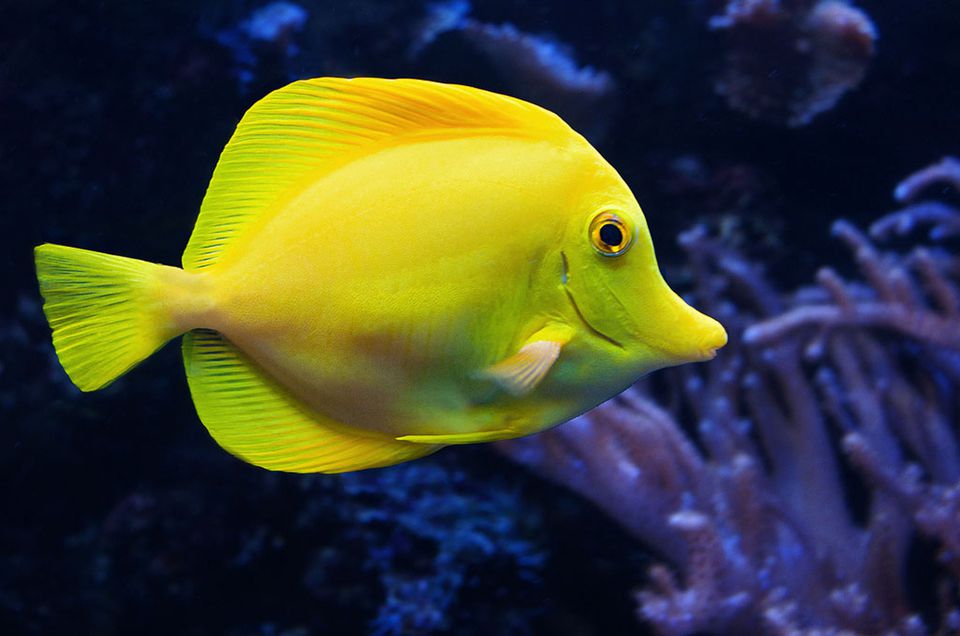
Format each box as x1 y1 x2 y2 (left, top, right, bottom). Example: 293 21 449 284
4 0 960 634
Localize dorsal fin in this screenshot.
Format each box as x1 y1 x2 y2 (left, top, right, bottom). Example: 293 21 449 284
182 77 573 270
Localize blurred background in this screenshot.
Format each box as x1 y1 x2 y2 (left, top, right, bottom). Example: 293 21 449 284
2 1 959 634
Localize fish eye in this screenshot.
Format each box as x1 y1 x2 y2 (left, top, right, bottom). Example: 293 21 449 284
589 211 633 256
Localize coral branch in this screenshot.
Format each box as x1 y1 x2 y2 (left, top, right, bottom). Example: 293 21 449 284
894 157 960 203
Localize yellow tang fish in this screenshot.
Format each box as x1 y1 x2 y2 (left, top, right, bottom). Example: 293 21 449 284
34 77 726 473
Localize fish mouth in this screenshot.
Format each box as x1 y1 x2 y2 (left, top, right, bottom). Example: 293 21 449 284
560 251 624 350
694 321 727 361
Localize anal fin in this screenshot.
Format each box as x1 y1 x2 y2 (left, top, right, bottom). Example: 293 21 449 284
183 330 439 473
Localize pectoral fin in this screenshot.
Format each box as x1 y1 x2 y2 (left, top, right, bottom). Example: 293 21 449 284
482 324 574 396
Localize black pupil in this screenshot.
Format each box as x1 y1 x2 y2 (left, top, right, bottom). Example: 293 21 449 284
599 223 623 247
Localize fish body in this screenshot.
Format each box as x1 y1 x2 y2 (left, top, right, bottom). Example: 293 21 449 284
35 78 726 473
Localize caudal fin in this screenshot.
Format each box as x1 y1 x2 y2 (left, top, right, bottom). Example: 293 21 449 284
35 244 182 391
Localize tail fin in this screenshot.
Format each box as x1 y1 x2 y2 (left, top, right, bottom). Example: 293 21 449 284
35 244 183 391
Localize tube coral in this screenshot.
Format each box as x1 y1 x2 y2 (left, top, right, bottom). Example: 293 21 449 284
499 158 960 634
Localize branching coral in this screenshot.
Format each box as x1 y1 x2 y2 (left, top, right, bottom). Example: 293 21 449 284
707 0 877 126
499 159 960 634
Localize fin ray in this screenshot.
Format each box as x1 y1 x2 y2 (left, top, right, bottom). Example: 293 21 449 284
34 244 180 391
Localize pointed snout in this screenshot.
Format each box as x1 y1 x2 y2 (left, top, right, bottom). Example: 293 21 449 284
641 284 727 364
686 306 727 362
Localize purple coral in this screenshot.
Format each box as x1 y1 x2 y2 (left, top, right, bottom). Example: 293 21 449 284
882 157 960 241
500 159 960 634
708 0 877 126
